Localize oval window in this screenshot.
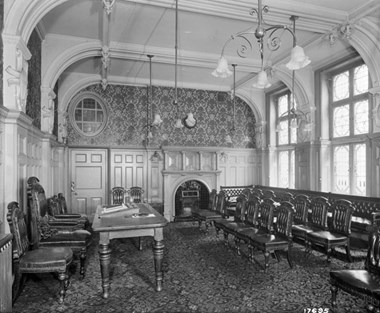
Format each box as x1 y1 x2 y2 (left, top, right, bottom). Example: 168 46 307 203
69 92 108 136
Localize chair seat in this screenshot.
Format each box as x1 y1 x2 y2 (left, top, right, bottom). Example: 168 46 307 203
330 270 380 296
307 230 348 245
250 233 289 248
193 210 223 220
40 231 92 248
20 247 73 273
234 227 260 241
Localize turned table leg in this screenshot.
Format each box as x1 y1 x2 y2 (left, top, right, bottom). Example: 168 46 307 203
98 242 111 299
153 228 165 291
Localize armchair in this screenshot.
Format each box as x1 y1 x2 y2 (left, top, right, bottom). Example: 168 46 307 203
28 182 92 279
7 201 73 304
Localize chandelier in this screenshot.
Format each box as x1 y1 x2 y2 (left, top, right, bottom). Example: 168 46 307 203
212 0 310 88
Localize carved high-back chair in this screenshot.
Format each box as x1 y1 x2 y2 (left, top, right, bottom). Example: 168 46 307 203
292 196 330 244
28 181 92 279
111 186 127 205
193 190 224 232
248 201 295 272
128 186 144 203
306 199 354 262
330 223 380 311
214 194 248 247
291 194 311 243
7 201 73 304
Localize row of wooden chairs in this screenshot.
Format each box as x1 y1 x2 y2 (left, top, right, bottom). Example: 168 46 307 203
7 176 94 304
215 195 295 272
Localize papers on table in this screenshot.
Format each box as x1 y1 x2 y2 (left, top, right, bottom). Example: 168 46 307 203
101 202 139 215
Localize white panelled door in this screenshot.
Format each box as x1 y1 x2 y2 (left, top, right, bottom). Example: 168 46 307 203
70 149 107 221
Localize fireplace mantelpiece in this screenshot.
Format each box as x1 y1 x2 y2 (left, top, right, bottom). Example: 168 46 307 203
161 147 222 221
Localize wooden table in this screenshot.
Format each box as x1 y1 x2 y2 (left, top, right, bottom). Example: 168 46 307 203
92 203 168 298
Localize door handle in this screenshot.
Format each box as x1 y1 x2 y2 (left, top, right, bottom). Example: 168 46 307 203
71 181 77 195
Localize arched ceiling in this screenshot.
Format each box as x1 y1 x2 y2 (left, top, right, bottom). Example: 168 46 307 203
35 0 380 92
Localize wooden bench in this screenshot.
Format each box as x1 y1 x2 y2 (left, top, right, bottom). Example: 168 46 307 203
255 185 380 249
220 185 254 216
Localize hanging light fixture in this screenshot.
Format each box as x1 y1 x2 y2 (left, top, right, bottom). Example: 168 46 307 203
276 16 312 132
212 0 310 89
145 55 162 145
148 55 163 127
226 64 237 144
173 0 183 129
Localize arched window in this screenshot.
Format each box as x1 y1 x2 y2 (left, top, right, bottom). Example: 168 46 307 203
69 92 108 137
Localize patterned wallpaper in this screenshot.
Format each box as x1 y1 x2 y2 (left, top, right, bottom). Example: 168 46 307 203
67 84 256 148
26 29 42 129
0 1 3 107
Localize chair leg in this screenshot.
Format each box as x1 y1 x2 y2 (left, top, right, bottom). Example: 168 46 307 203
58 272 67 304
330 284 338 308
138 237 143 250
234 237 241 256
286 246 293 269
79 249 86 279
345 244 353 263
264 251 270 272
223 232 229 246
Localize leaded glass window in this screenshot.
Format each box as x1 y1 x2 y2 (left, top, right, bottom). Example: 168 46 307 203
278 150 295 188
69 92 108 136
329 61 370 196
276 91 297 145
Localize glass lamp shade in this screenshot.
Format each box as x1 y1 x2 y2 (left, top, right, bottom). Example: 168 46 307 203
152 113 163 126
174 118 183 129
286 45 311 70
212 56 233 78
252 70 272 89
147 131 153 139
225 135 232 144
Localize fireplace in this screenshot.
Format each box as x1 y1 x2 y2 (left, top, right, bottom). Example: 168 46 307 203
174 180 209 221
162 147 221 221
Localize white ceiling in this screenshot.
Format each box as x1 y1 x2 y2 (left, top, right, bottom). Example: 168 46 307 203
38 0 380 93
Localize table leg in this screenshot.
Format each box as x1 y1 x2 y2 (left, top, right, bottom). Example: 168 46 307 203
153 239 164 291
98 243 111 298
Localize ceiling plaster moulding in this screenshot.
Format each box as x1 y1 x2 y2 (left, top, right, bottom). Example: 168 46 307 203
125 0 345 34
110 43 259 72
108 74 230 92
347 1 380 21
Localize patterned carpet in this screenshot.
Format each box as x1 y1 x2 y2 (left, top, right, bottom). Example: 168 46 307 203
12 221 369 313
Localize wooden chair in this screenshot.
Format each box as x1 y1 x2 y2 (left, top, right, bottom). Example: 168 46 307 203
262 190 276 200
291 194 311 243
248 201 295 272
292 196 330 245
47 195 88 231
234 195 262 255
306 199 354 262
28 182 92 279
234 198 277 258
214 194 248 246
330 223 380 312
128 186 144 203
27 177 89 230
7 201 73 304
111 186 127 204
126 186 145 249
193 190 225 232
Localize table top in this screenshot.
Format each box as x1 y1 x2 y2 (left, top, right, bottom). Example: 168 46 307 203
92 203 168 232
